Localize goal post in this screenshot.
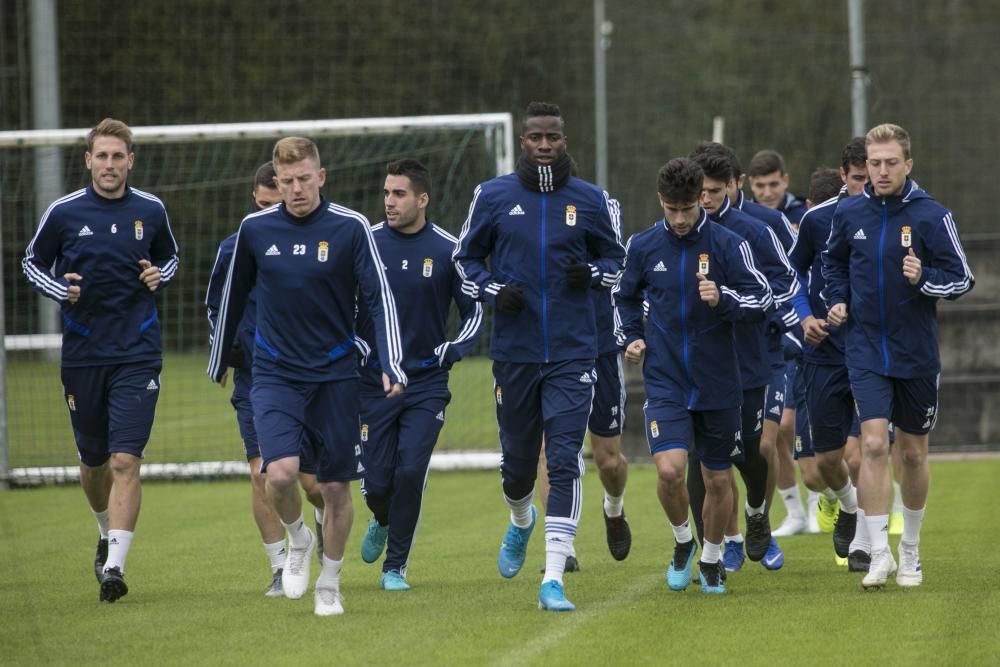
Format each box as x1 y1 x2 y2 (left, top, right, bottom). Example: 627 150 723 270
1 113 513 486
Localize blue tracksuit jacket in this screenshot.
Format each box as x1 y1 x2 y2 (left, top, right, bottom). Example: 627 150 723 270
614 211 774 410
822 179 974 377
22 184 179 367
206 232 257 359
453 174 626 363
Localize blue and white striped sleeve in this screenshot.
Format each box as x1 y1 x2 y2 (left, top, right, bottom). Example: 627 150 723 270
716 239 774 322
354 216 407 387
916 211 975 301
22 198 73 302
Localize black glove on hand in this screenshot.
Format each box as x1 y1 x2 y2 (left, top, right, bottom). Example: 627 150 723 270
495 285 526 314
227 343 247 369
565 262 593 289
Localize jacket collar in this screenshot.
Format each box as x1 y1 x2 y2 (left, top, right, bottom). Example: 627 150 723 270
661 208 709 242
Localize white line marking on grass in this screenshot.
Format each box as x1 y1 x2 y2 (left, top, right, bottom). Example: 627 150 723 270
491 572 663 667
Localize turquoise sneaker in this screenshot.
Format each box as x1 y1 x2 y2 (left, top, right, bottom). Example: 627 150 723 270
762 537 784 570
538 580 575 611
380 569 411 591
361 517 389 564
698 560 727 594
498 506 536 578
666 540 697 591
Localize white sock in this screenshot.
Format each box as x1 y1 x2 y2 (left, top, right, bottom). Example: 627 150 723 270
746 501 765 516
833 480 858 514
670 520 693 544
543 537 573 585
281 515 310 548
849 508 870 553
702 540 722 563
902 505 925 546
105 529 133 573
505 492 535 529
316 555 343 590
313 506 324 525
92 509 110 539
822 488 837 502
779 485 806 519
603 492 624 518
891 480 904 513
865 513 889 553
724 533 744 544
264 540 286 571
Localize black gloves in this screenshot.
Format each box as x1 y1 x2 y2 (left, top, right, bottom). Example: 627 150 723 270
565 262 593 289
495 285 526 314
227 343 247 369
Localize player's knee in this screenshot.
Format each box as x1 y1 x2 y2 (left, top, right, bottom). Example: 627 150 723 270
899 445 927 468
656 462 685 487
861 434 889 459
394 464 425 493
108 452 140 478
703 470 731 496
503 478 534 502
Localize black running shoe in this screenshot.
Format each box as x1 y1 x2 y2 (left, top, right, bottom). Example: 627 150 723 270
99 566 128 603
604 510 632 561
833 510 857 558
744 511 771 562
848 549 871 573
698 560 726 593
94 538 109 583
539 555 581 574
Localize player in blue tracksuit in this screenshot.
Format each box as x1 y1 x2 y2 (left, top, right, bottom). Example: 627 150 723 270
21 118 179 603
616 157 773 595
208 137 406 616
749 149 808 225
453 102 625 612
686 149 799 572
205 161 325 597
823 123 974 589
355 159 483 591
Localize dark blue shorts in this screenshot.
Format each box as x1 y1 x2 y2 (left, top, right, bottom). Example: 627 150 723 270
250 376 361 483
793 403 814 459
61 362 161 467
784 359 802 410
644 398 742 471
231 368 259 460
359 385 451 496
764 367 787 424
804 363 856 453
741 386 766 441
848 369 939 436
589 351 625 437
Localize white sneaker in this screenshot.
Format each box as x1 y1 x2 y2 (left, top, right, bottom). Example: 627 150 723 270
896 541 923 587
314 586 345 616
861 548 897 590
805 498 820 534
772 514 807 537
282 528 315 600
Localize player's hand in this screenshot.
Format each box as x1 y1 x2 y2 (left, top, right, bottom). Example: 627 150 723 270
624 338 646 364
227 343 246 369
218 370 229 388
903 248 922 285
801 315 829 346
827 303 848 326
697 273 719 307
495 285 526 314
564 262 593 290
383 372 404 398
63 272 82 304
138 259 161 292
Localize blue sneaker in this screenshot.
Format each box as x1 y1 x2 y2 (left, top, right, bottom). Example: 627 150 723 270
538 580 575 611
722 539 745 572
498 506 536 578
762 537 784 570
361 517 389 564
698 560 726 594
380 569 411 591
666 540 697 591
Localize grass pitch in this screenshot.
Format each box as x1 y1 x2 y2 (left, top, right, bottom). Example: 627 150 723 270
2 460 998 666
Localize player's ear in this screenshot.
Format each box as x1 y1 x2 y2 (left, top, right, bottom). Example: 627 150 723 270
317 167 327 187
418 191 429 210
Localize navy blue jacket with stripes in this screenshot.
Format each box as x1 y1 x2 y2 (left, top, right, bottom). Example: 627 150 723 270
207 198 406 386
355 220 483 389
614 212 774 410
822 179 974 378
22 184 179 367
205 232 257 361
453 174 626 363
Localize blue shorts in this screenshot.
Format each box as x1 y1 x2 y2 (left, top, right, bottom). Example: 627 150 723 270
804 363 855 453
741 386 766 441
589 351 625 437
250 376 361 483
231 368 259 460
359 385 451 496
644 399 742 471
793 404 814 459
849 369 939 436
61 362 161 467
783 359 802 410
764 367 787 424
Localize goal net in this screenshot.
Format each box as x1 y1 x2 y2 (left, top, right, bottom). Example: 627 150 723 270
1 114 513 485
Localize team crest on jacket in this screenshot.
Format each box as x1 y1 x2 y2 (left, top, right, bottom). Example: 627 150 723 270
422 258 433 277
565 205 577 227
318 241 329 262
361 423 369 442
698 253 710 275
650 420 659 438
66 394 76 411
134 220 143 240
901 226 912 248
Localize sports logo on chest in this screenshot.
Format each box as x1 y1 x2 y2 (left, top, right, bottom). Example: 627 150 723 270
134 220 143 240
318 241 329 262
422 258 433 277
565 204 577 227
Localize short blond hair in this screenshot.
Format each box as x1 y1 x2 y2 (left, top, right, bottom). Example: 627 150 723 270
866 123 911 160
272 137 320 167
87 118 133 153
